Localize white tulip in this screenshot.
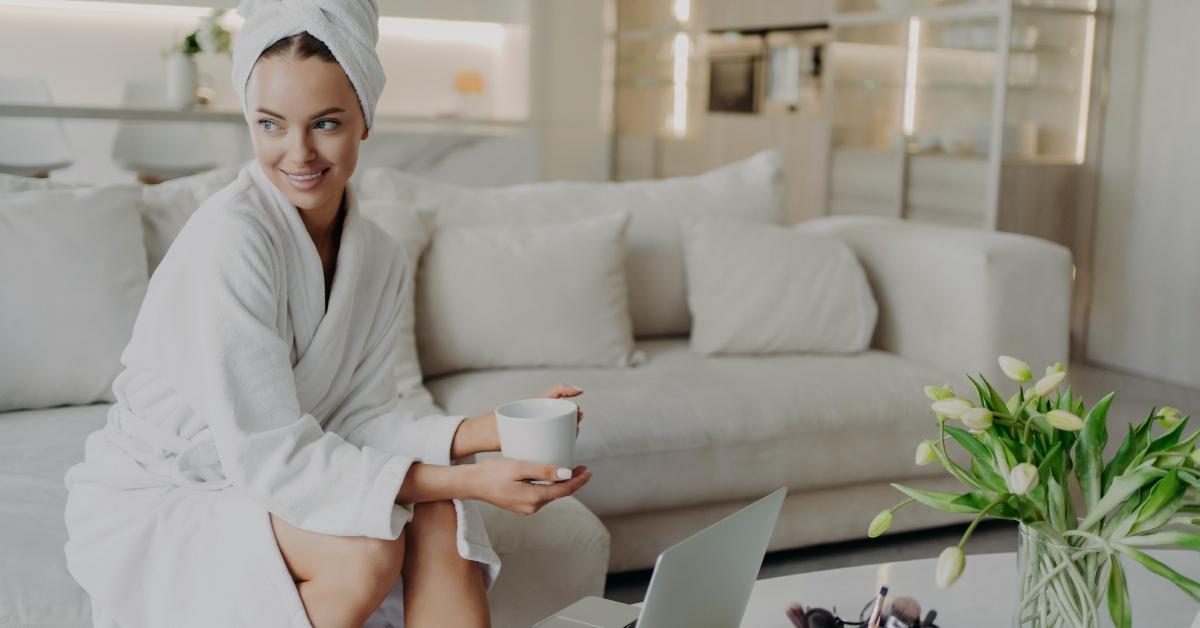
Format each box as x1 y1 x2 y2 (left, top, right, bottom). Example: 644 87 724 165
1045 362 1067 377
915 441 937 466
931 398 974 419
868 510 893 538
1006 462 1039 495
1156 407 1184 431
924 385 955 401
999 356 1032 383
1190 448 1200 467
960 407 993 433
936 546 966 588
1046 409 1085 432
1032 371 1067 398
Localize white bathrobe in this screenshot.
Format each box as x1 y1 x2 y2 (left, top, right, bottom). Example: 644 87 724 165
62 161 500 628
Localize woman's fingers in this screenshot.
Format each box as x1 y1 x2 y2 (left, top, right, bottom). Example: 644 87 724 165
534 468 591 502
540 383 583 399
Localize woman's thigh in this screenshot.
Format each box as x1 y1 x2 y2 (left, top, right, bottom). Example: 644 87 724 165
269 512 405 583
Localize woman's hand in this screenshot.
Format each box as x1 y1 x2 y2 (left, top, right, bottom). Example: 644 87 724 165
465 457 592 516
537 383 584 436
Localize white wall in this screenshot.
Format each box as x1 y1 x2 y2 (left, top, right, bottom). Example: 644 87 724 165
1086 0 1200 388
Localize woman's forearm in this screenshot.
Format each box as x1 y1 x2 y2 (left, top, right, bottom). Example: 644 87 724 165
395 462 475 504
450 413 500 461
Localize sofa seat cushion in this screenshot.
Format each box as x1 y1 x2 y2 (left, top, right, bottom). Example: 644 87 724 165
0 404 607 628
0 403 105 628
425 338 952 518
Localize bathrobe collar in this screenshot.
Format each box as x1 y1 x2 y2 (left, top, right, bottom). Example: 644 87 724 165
248 160 366 417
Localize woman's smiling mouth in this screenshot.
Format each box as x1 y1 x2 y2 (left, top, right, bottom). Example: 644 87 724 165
282 167 330 189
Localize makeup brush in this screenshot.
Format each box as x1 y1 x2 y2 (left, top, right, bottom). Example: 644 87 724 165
887 596 922 626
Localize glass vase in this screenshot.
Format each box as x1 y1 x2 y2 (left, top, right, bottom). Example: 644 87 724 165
1014 524 1113 628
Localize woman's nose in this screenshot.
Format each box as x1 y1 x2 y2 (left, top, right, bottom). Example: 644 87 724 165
287 129 317 163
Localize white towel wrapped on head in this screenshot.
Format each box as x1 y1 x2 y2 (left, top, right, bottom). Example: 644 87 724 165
232 0 386 129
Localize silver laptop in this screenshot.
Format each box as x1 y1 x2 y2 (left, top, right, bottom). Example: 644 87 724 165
535 487 787 628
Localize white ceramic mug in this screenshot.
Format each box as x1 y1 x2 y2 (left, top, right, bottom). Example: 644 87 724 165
495 398 578 483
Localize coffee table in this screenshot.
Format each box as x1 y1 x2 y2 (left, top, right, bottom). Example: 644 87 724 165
735 550 1200 627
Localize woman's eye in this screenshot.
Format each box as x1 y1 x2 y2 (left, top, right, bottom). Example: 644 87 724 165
258 119 280 132
314 119 340 131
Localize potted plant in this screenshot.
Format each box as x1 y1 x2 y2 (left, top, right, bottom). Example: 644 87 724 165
868 356 1198 627
163 9 232 109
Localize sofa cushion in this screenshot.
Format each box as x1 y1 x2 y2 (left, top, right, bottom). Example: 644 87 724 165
358 150 786 338
417 213 641 376
682 215 877 356
425 338 950 518
0 403 105 628
139 166 242 274
0 186 147 412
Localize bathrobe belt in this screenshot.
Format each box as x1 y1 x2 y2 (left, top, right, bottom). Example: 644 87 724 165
115 410 233 491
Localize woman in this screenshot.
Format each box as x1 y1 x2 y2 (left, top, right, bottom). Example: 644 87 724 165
62 1 592 626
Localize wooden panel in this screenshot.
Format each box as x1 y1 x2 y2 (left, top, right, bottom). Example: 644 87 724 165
996 161 1079 248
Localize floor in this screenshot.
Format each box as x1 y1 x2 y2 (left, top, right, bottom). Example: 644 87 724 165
603 360 1200 603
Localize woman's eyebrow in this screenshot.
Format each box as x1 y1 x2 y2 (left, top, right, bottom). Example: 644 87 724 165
254 107 345 119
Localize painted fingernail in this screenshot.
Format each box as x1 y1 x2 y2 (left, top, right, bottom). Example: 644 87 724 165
556 468 572 480
567 384 582 391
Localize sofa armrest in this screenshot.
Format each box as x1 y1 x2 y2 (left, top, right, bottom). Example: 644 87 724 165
807 216 1073 386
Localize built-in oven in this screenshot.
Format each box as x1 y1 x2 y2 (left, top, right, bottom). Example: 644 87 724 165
707 33 765 114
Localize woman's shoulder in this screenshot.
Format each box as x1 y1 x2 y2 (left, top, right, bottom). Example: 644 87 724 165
162 168 279 276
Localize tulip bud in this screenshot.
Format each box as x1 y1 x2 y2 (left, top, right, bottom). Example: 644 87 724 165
868 510 893 538
1156 407 1184 431
960 407 993 433
1190 448 1200 467
924 385 955 401
1006 463 1039 495
999 356 1032 383
936 546 965 588
931 397 974 419
915 441 937 466
1045 363 1067 377
1032 371 1067 398
1046 409 1085 431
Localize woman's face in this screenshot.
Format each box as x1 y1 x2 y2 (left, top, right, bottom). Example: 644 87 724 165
245 54 368 217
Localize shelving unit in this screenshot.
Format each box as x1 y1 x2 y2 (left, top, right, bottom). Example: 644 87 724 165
824 0 1098 245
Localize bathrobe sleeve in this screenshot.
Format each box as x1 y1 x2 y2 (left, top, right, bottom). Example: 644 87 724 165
149 207 418 540
325 234 469 468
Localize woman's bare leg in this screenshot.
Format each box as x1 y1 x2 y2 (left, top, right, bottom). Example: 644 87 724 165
270 513 406 628
402 500 490 627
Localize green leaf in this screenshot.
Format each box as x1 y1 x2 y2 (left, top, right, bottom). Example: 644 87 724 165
1081 463 1167 530
1148 417 1190 454
1115 544 1200 602
1122 531 1200 551
1046 476 1067 530
891 484 980 514
1131 467 1186 534
971 458 1007 493
1108 557 1132 628
1058 386 1074 411
977 374 1008 416
1104 424 1141 494
966 374 991 410
952 491 1018 518
945 425 991 464
1076 392 1114 510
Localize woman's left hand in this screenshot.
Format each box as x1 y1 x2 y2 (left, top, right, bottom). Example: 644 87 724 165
537 383 584 435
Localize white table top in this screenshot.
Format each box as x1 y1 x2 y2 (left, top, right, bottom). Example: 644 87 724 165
738 551 1200 627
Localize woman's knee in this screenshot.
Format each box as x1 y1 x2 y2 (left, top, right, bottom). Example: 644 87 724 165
407 500 460 550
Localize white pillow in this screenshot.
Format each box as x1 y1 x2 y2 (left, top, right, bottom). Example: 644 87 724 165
357 198 437 403
0 167 243 275
0 186 148 411
416 213 641 376
682 216 878 356
360 150 786 337
139 165 242 274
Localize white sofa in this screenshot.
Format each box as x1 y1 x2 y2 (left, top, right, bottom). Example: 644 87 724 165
0 158 1073 627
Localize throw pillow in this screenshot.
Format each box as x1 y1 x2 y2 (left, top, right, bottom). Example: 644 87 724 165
359 150 786 337
682 215 878 356
416 212 641 376
139 165 242 274
0 185 148 411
